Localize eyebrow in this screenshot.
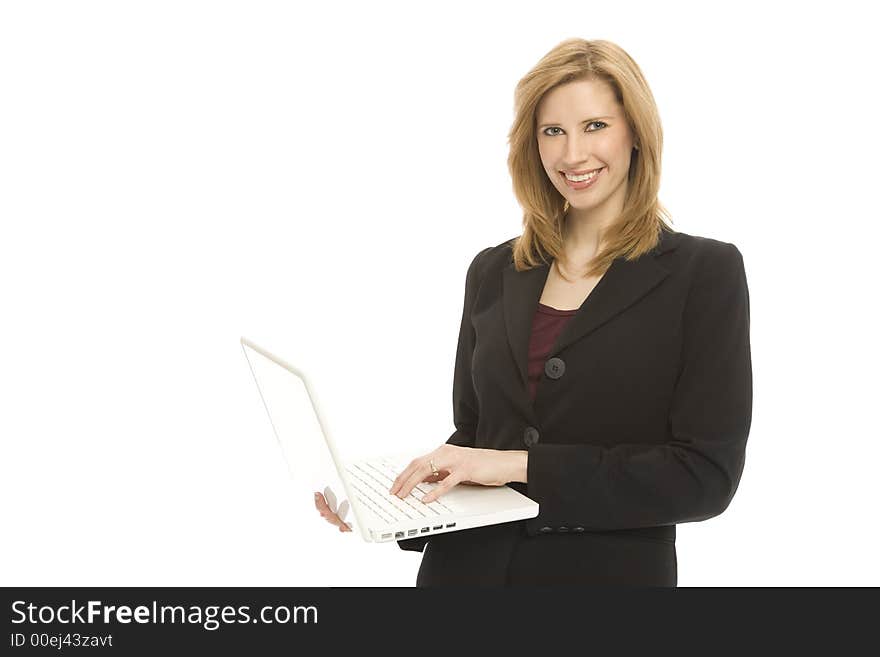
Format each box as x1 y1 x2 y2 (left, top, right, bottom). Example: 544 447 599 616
537 116 614 129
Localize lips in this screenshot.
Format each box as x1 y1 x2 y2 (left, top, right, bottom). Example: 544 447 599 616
560 167 603 190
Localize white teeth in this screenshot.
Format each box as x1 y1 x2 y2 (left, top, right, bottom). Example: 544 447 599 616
564 169 600 182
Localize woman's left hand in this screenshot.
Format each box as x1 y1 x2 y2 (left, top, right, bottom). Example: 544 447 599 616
388 445 516 505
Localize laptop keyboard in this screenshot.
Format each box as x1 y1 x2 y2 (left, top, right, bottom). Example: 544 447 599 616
344 456 459 526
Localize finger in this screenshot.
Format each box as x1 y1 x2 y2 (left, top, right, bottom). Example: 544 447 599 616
395 460 436 499
390 452 437 495
389 459 419 496
388 455 430 495
424 469 449 484
323 486 338 514
315 493 332 514
421 470 464 504
315 494 341 525
337 499 350 522
320 507 344 528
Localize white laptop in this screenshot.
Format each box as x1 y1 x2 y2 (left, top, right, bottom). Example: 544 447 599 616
240 336 539 544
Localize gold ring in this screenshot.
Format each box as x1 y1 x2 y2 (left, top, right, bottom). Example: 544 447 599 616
429 459 439 476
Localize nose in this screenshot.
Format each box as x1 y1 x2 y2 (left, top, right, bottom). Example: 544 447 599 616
561 133 593 170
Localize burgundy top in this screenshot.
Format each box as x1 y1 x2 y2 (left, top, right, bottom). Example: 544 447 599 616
527 302 578 401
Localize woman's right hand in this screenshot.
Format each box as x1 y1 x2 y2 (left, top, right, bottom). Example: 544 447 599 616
314 490 352 533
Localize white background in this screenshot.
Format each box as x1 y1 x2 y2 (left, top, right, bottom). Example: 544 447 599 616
1 0 877 586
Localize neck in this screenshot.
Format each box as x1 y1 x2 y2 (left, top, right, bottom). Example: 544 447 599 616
562 191 625 258
561 217 606 267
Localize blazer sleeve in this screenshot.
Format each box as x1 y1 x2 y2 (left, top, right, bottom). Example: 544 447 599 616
397 245 493 552
445 245 494 448
524 241 752 535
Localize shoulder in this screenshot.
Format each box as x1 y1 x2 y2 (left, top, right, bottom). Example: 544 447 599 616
668 232 748 317
469 230 745 281
475 231 744 266
475 235 526 268
463 236 519 280
669 231 745 282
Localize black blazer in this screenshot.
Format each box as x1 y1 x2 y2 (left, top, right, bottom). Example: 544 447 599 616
397 229 752 576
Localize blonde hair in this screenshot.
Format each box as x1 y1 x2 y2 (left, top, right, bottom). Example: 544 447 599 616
507 38 674 277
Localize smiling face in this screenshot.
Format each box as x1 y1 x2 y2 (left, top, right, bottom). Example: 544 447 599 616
536 78 638 233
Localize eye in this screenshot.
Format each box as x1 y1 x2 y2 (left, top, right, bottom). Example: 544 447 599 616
542 121 607 136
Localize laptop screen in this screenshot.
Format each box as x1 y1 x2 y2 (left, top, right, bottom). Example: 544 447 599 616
241 339 345 509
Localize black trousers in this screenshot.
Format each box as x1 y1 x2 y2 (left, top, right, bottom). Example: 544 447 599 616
415 521 677 587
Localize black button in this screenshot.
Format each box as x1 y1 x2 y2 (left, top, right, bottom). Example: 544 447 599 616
544 357 565 380
539 526 553 534
557 526 569 533
572 526 585 533
523 426 540 448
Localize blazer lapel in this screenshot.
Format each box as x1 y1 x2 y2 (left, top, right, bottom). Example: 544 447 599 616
502 229 680 391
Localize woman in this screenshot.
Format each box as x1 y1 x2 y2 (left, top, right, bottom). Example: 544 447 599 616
316 38 752 587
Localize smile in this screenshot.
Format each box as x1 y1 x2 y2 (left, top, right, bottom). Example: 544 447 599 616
560 167 603 190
